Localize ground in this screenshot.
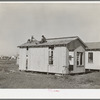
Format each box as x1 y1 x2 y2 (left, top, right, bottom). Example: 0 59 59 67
0 59 100 88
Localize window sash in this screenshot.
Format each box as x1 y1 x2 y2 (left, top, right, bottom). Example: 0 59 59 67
49 48 54 65
88 52 93 63
77 52 83 66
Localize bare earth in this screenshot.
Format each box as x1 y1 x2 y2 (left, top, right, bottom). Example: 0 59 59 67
0 59 100 88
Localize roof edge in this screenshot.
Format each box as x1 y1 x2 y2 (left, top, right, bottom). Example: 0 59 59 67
46 36 78 40
77 37 87 48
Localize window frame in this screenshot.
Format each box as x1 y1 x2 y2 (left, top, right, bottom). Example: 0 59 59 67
49 47 54 65
88 52 93 63
77 52 84 66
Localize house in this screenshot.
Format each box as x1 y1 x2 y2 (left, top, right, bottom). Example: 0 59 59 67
18 36 87 74
85 42 100 70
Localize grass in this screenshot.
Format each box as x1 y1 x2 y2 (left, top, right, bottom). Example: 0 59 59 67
0 59 100 88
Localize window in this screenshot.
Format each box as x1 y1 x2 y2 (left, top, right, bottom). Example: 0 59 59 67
49 47 54 65
77 52 83 66
88 52 93 63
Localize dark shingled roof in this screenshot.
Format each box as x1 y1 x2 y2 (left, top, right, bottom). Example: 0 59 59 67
18 36 86 48
86 42 100 50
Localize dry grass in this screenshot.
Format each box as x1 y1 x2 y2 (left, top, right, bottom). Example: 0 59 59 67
0 59 100 88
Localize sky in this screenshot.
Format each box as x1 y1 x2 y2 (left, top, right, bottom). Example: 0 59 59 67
0 3 100 56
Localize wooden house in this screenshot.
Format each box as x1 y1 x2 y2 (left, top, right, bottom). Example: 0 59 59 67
85 42 100 70
18 36 87 74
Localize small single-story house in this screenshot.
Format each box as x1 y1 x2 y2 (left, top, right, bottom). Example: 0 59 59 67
85 42 100 70
18 36 87 74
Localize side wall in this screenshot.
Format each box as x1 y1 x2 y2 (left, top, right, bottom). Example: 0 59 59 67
48 47 68 74
19 47 68 74
29 47 68 74
85 51 100 70
28 47 48 72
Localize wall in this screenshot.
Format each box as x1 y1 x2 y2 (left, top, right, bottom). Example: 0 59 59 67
19 46 86 74
85 51 100 70
19 46 69 74
71 46 85 73
48 47 68 74
28 47 48 72
28 47 68 74
67 39 86 51
19 48 26 70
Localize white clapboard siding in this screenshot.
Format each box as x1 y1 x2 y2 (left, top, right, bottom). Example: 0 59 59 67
28 47 48 72
59 47 68 74
19 48 26 70
19 47 70 74
48 47 67 74
85 51 100 70
27 48 31 70
29 48 39 71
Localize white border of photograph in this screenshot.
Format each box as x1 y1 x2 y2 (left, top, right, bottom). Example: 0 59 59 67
0 1 100 99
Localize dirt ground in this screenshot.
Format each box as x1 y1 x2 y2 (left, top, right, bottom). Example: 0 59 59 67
0 59 100 88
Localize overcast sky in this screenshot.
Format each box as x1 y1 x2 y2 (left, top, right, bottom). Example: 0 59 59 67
0 3 100 56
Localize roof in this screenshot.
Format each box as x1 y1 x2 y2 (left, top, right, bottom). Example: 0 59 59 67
18 36 87 49
86 42 100 50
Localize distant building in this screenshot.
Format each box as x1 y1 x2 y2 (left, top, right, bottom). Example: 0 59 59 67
18 36 86 74
10 56 17 60
0 56 9 60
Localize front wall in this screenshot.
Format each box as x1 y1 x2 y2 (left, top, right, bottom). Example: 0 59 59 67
71 46 85 73
85 51 100 70
67 39 85 51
